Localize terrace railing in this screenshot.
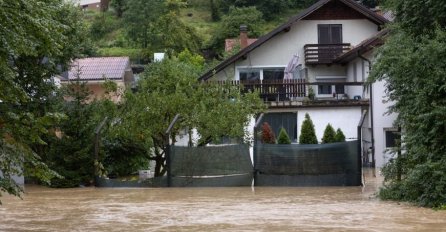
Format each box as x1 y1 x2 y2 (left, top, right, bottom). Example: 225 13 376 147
304 43 351 64
213 79 307 102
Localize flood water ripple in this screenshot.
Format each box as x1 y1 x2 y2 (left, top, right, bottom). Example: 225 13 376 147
1 172 445 231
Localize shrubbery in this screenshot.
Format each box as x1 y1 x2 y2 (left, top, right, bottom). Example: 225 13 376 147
277 127 291 144
261 122 276 144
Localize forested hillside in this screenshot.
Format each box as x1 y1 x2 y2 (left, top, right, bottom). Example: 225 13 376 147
86 0 376 63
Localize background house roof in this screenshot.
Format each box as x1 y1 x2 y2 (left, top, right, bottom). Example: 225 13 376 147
65 57 130 81
199 0 389 81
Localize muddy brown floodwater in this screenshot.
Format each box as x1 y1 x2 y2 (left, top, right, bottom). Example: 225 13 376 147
1 170 445 232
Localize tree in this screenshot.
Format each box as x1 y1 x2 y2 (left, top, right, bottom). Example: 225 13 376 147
299 113 318 144
122 0 165 48
334 128 346 142
120 52 265 176
360 0 377 8
209 6 264 52
370 0 446 208
277 127 291 144
110 0 127 17
0 0 89 202
321 123 336 144
261 122 276 144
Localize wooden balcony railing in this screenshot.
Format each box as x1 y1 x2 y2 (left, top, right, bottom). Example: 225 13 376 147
209 80 366 103
214 79 307 101
304 43 351 64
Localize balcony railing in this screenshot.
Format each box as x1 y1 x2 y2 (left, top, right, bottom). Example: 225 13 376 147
210 79 366 103
304 43 351 64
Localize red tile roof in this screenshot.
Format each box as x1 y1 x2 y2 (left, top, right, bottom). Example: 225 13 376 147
66 57 130 81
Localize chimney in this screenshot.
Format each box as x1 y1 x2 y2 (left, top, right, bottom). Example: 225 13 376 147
240 25 248 49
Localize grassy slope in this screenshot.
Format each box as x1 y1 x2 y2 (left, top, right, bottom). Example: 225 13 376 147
90 2 303 59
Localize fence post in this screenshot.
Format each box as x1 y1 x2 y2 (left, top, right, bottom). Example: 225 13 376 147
253 113 264 186
165 114 180 187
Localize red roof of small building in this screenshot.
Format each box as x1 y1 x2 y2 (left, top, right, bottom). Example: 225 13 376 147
65 57 130 81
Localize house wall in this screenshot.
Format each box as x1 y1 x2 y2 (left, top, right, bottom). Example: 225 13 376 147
87 81 125 103
297 107 362 142
372 80 397 168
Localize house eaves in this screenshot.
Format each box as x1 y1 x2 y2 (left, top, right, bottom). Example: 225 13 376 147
334 28 389 64
199 0 389 81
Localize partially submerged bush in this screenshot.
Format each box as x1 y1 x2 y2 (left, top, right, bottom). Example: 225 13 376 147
261 122 276 144
277 127 291 144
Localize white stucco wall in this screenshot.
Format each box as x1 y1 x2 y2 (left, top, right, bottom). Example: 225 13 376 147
0 171 24 185
297 107 362 142
211 19 380 82
372 80 397 168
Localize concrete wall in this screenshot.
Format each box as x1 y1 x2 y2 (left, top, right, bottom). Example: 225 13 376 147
372 80 397 168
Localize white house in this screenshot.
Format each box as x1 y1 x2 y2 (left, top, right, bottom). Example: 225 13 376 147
200 0 396 168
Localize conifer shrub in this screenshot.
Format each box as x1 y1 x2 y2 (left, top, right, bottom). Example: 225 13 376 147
299 113 318 144
277 127 291 144
335 128 346 142
261 122 276 144
321 123 336 143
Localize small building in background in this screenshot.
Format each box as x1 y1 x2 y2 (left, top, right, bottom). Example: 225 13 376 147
69 0 109 11
60 57 134 102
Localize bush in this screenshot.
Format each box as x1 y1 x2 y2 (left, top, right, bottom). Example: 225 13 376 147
335 128 346 142
261 122 276 144
321 123 336 143
299 113 318 144
277 127 291 144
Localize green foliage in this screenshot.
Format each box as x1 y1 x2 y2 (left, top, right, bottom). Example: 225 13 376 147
334 128 346 142
89 13 121 40
261 122 276 144
0 0 89 201
97 47 147 62
121 54 265 176
122 0 165 48
216 0 296 21
370 0 446 208
299 113 318 144
110 0 127 17
359 0 377 8
321 124 336 144
384 0 446 37
277 127 291 144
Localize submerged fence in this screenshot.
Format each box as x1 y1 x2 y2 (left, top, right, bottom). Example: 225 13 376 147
169 144 253 187
254 141 361 186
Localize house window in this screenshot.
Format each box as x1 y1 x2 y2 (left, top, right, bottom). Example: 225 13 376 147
263 68 284 80
385 129 401 148
318 24 342 44
239 69 260 81
318 84 332 95
335 85 345 94
238 67 285 81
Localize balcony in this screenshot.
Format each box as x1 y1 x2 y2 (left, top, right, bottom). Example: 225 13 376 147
304 43 351 65
211 79 368 108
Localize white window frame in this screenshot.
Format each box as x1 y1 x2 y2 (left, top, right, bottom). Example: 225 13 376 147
236 65 287 81
315 75 346 97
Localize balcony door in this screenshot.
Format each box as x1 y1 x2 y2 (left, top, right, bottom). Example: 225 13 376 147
318 24 342 44
318 24 343 62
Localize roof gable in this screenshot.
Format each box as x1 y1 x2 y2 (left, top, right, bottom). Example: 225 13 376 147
303 0 370 21
199 0 388 81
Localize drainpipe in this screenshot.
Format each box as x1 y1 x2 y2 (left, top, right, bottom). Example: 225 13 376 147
359 54 375 174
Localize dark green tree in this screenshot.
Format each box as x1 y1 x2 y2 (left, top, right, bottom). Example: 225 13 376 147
122 0 165 48
360 0 377 8
299 113 318 144
110 0 127 17
277 127 291 144
0 0 90 202
321 124 336 144
334 128 346 142
370 0 446 208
